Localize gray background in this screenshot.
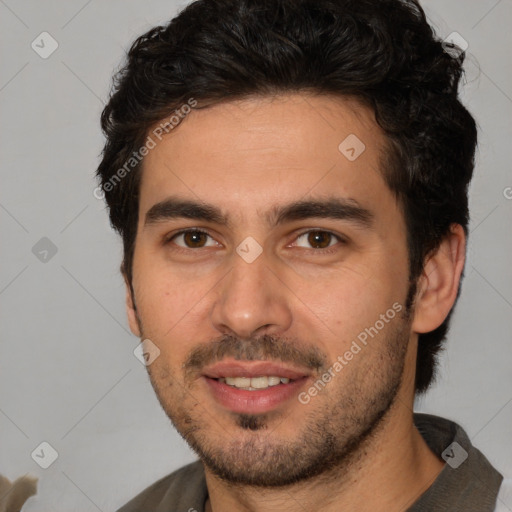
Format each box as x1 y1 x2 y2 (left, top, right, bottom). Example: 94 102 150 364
0 0 511 510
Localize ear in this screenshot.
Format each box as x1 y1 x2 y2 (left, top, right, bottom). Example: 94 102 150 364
412 224 466 334
122 267 142 338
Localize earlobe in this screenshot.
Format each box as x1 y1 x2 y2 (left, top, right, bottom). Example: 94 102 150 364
411 224 466 334
123 273 142 338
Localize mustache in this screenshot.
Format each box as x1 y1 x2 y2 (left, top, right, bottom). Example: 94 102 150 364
183 333 327 376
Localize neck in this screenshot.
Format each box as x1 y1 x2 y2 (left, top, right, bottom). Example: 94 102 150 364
204 400 445 512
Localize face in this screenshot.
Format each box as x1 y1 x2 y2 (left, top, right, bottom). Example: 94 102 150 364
127 93 415 486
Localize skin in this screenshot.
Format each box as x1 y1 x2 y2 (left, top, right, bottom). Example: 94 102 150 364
124 93 466 511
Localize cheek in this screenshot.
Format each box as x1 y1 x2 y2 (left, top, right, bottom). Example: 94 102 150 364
291 263 400 333
134 270 187 351
132 260 237 370
132 265 207 347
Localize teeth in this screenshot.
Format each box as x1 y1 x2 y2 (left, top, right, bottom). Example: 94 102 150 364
251 376 269 389
226 377 250 387
221 376 291 389
268 376 281 386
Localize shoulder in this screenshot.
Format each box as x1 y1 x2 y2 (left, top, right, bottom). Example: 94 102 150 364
411 413 504 511
116 460 208 512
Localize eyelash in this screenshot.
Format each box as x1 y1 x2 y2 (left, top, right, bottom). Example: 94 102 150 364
164 228 347 255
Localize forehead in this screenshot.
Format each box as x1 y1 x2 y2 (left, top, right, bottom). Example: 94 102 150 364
138 93 394 223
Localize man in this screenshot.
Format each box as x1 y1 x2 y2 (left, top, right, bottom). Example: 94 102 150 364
96 0 507 510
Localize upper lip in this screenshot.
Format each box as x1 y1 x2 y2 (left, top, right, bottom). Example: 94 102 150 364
202 359 310 380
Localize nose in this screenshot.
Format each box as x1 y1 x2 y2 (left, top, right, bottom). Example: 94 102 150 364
210 252 293 339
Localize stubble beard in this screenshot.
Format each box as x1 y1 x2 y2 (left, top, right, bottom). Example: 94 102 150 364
143 315 411 488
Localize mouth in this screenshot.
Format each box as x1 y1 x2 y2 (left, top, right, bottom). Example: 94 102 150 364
217 375 292 390
201 360 311 414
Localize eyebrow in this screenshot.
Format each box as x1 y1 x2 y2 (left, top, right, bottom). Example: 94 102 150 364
144 196 374 229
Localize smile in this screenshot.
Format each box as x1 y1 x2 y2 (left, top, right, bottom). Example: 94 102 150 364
218 376 291 390
201 359 311 414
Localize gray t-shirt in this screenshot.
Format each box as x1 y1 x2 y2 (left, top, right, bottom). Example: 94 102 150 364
117 413 504 512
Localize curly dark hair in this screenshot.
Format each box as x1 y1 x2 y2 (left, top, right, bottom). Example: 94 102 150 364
96 0 477 394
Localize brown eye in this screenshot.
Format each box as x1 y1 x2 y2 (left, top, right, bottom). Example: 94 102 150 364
293 230 345 251
183 230 208 248
169 229 217 249
307 231 333 249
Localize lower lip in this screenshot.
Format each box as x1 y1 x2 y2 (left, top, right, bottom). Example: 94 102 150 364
204 377 308 414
